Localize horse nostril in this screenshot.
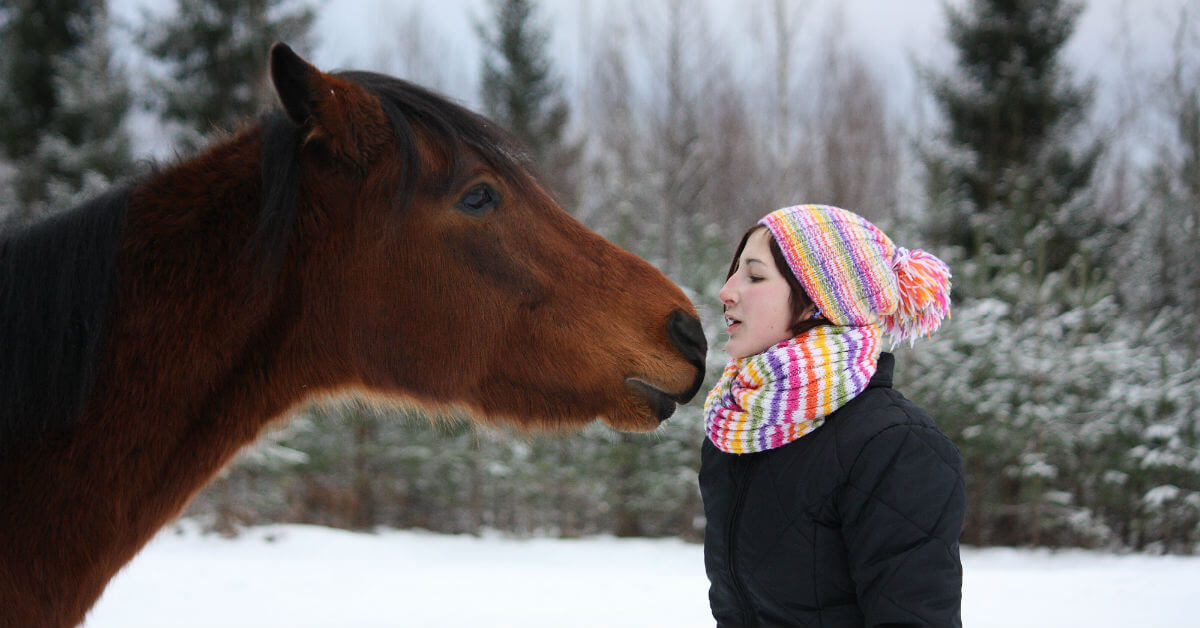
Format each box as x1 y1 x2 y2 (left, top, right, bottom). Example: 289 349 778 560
668 310 706 360
667 310 707 403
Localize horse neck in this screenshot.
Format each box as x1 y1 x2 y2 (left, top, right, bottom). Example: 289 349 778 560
0 130 316 627
102 131 317 526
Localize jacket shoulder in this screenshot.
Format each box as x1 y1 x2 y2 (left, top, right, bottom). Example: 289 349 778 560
828 386 962 481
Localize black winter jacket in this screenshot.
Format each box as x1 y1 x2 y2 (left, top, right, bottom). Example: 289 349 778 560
700 353 965 628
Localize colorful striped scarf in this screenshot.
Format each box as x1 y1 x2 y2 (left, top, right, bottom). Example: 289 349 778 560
704 324 882 454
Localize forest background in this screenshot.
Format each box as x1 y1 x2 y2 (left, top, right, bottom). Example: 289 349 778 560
1 0 1198 553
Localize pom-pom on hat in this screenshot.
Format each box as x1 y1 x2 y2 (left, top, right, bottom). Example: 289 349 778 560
758 204 951 345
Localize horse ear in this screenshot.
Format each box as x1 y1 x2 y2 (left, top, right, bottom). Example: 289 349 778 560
270 42 324 126
268 42 385 170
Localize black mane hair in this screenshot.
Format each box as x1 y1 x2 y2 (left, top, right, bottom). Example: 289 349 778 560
246 108 303 292
0 186 130 450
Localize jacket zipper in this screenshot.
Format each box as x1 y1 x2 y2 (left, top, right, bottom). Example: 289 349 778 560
727 454 755 623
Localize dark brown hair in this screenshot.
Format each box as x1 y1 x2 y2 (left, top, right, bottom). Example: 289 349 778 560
726 225 826 336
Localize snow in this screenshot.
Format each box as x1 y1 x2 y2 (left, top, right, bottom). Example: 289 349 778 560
83 522 1200 628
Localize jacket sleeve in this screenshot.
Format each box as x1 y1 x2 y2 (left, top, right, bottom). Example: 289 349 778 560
837 419 966 628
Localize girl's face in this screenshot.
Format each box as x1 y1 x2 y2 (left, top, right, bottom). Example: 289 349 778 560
719 229 799 359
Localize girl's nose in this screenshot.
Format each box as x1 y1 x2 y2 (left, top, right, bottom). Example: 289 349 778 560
718 277 736 306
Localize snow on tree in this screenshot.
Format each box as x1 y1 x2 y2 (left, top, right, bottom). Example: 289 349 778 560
0 1 132 220
137 0 316 150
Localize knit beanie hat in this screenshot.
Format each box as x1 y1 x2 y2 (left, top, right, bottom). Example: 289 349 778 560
759 204 952 345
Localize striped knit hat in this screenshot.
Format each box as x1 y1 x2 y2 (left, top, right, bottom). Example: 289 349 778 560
759 204 952 345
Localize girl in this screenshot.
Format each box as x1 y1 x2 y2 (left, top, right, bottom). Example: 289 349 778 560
701 204 965 627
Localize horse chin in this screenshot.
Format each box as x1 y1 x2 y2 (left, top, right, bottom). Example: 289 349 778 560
600 412 665 434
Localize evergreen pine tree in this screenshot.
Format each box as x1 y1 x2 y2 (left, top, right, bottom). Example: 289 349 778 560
477 0 577 201
923 0 1100 277
902 0 1200 551
1126 14 1200 354
0 1 131 220
30 19 135 212
0 0 94 162
138 0 316 149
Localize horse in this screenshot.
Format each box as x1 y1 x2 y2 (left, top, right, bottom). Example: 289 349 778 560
0 43 706 627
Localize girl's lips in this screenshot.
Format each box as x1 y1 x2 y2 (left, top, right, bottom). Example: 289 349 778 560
726 322 741 334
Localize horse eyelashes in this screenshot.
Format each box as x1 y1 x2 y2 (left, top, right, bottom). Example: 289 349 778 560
455 183 500 215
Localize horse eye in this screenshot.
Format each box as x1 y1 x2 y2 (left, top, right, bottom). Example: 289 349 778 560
455 183 499 215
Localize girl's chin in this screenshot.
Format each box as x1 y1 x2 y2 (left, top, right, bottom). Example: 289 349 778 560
723 342 751 360
725 336 788 360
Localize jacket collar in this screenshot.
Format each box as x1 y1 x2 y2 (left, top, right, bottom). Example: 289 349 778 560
868 352 895 390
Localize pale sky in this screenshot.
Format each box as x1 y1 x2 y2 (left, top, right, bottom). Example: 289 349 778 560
110 0 1196 158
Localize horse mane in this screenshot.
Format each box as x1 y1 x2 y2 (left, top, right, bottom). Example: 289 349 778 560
0 185 130 451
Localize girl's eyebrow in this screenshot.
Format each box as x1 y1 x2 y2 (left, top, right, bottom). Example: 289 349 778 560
743 258 766 267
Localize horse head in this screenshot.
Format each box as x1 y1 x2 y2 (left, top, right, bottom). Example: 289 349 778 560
266 44 706 431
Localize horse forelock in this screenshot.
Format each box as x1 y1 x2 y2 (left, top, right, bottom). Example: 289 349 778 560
336 71 541 198
0 186 130 451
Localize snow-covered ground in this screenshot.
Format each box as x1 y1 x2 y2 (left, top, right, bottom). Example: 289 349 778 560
84 522 1200 628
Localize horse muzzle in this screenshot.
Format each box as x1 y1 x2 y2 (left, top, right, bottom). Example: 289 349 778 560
623 310 708 424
